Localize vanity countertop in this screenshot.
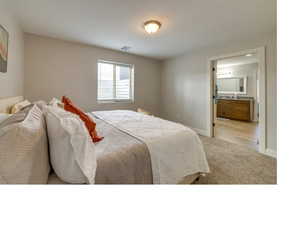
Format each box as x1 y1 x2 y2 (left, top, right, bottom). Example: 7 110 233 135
217 96 254 101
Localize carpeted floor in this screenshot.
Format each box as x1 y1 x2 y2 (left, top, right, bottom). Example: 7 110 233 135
194 136 277 184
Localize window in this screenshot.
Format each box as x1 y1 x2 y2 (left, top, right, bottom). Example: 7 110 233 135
97 60 134 102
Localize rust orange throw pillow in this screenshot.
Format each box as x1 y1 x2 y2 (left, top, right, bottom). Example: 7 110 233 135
62 96 103 143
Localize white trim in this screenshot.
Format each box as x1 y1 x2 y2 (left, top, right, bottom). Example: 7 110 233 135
97 59 133 67
208 60 216 137
208 47 266 153
97 61 134 102
113 63 116 99
257 47 266 153
262 148 277 158
97 100 134 104
192 128 210 137
209 48 261 61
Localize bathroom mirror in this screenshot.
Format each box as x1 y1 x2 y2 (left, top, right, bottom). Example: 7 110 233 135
217 77 247 94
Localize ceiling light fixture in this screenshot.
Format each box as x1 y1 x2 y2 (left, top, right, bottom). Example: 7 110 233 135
144 20 161 34
245 54 253 57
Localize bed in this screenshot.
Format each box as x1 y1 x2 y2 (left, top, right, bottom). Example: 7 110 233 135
0 96 209 184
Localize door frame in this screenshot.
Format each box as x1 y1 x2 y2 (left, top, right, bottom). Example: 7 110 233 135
208 47 266 153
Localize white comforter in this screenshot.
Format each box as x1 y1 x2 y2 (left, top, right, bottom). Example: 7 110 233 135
92 110 209 184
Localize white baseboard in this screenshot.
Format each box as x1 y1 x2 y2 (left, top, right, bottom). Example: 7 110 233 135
262 148 277 158
192 128 210 137
191 126 277 158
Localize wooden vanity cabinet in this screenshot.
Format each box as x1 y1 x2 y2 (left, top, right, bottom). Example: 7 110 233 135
216 99 252 121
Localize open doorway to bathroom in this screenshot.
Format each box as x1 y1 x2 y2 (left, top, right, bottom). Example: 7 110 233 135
209 47 266 153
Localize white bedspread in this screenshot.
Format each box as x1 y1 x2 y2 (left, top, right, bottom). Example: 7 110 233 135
92 110 209 184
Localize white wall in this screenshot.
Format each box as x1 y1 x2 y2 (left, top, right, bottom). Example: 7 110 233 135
161 32 277 151
24 34 162 115
0 2 24 98
217 63 259 121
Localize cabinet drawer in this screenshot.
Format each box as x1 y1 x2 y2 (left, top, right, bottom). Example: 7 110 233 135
216 99 251 121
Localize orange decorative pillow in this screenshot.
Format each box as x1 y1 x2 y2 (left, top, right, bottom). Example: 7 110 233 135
61 96 103 143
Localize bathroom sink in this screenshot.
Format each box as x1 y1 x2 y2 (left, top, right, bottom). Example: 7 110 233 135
217 96 254 100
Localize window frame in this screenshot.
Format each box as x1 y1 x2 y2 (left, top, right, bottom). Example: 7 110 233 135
97 60 134 104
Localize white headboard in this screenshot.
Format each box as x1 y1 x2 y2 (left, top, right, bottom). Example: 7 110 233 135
0 96 24 113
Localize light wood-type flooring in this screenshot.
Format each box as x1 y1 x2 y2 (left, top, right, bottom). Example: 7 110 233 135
214 118 259 150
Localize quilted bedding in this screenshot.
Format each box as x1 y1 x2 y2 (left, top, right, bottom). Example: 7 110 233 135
92 110 209 184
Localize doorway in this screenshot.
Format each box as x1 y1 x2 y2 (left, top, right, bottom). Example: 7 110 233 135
208 47 266 153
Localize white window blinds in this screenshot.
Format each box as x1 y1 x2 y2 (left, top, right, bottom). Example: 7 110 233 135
97 61 134 102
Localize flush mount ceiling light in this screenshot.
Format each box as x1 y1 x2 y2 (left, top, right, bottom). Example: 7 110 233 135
144 20 161 34
245 54 253 57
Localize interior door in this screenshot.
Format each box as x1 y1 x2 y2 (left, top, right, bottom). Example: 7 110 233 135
212 60 218 137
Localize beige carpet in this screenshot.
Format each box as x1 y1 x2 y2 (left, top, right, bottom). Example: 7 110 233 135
194 136 277 184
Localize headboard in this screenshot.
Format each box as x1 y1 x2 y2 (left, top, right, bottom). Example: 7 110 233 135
0 96 24 113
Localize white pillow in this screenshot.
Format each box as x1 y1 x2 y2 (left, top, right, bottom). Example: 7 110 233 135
10 100 31 114
137 108 152 116
48 98 64 108
0 105 50 184
33 100 47 111
0 113 11 123
44 106 97 184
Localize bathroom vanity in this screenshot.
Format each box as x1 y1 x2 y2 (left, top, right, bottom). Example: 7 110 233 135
216 97 254 121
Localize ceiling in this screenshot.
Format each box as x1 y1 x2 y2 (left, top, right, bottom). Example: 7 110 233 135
217 54 258 68
3 0 276 59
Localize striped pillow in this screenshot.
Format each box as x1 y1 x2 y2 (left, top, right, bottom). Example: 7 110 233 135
0 105 50 184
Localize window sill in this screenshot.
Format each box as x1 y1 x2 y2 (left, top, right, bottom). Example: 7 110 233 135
97 100 134 104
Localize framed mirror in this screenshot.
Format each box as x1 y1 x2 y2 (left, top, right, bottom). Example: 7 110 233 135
217 77 247 94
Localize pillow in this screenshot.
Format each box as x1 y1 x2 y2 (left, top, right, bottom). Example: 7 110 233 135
48 98 64 108
0 113 11 124
0 105 50 184
62 96 103 143
0 107 32 128
44 106 97 184
33 100 47 111
10 100 31 114
137 108 152 116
